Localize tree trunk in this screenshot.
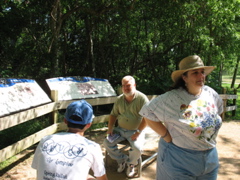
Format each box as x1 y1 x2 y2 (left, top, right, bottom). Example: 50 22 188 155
48 0 62 77
231 58 240 88
85 16 96 77
219 61 223 87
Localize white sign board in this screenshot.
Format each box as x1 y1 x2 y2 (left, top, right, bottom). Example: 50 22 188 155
0 78 52 117
46 76 117 100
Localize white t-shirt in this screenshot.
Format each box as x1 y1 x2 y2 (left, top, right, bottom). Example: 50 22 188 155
32 132 106 180
139 86 223 150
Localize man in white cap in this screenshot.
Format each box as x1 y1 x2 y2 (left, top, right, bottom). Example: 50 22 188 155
32 100 108 180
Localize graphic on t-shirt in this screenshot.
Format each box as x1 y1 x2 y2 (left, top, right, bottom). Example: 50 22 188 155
179 99 222 141
42 139 88 159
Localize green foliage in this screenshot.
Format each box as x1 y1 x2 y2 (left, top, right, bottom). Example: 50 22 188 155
88 122 108 131
0 115 51 150
1 0 240 88
206 71 223 93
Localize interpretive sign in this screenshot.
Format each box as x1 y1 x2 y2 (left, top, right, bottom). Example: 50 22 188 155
46 76 117 100
0 78 51 117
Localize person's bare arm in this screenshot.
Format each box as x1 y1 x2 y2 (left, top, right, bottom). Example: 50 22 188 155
106 115 117 135
87 174 108 180
96 174 108 180
131 117 147 140
145 118 172 143
138 117 147 132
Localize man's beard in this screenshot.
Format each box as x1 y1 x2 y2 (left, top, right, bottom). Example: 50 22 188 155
123 90 135 97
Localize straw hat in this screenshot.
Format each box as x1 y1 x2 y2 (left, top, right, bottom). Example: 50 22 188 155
171 55 215 82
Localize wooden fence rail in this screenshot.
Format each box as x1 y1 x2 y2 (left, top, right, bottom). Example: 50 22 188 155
0 93 237 163
0 94 117 163
220 87 238 120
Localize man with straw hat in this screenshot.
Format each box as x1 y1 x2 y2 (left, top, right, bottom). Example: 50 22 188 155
139 55 223 180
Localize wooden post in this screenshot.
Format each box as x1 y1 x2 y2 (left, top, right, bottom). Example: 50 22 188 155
51 90 59 124
221 88 227 120
232 89 237 117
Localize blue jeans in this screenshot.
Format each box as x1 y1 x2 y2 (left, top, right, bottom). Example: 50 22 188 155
157 138 219 180
103 126 145 165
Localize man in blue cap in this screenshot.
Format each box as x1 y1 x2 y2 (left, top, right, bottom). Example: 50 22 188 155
32 100 108 180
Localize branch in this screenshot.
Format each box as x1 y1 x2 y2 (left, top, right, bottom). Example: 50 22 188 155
162 39 190 55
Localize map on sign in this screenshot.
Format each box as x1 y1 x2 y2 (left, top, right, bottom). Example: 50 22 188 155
46 76 117 100
0 78 52 117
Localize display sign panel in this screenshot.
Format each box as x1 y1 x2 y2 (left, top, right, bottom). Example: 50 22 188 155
46 76 117 100
0 78 52 117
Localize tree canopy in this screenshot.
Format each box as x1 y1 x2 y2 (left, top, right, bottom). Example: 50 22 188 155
1 0 240 94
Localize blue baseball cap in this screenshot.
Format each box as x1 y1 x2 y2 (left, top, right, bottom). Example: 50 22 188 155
65 100 94 125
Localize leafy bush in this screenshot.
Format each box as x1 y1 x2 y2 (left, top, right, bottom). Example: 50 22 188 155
0 115 51 149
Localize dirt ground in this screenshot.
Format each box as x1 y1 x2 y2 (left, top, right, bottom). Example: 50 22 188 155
0 121 239 180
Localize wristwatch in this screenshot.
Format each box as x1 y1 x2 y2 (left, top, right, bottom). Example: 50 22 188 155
136 129 142 133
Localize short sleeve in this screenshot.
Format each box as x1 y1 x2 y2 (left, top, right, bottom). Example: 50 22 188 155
216 93 223 115
91 144 106 177
206 86 224 115
139 96 164 122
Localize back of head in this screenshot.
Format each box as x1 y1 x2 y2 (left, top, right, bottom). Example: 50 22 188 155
65 100 93 129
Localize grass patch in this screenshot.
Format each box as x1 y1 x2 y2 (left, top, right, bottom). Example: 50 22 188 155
0 156 17 171
222 75 240 84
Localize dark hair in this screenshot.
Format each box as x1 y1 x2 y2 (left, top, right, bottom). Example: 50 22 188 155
170 71 188 90
67 115 86 129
